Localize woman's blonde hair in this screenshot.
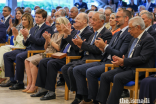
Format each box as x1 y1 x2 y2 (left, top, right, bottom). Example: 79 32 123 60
21 13 34 30
56 17 70 25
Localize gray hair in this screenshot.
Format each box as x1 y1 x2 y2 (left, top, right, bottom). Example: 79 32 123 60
141 12 153 21
96 11 106 22
71 6 79 13
129 16 145 30
58 8 67 17
98 8 105 13
24 7 32 13
138 5 146 10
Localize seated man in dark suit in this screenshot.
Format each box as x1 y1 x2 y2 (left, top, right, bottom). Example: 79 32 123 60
68 7 78 25
96 16 156 104
74 0 88 9
73 10 133 104
141 12 156 41
30 12 93 100
1 9 52 89
0 21 6 43
1 6 13 29
62 11 112 104
143 0 155 12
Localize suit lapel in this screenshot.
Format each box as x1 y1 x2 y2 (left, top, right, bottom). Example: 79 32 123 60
35 23 46 37
112 28 128 48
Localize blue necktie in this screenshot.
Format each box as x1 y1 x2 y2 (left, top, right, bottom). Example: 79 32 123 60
84 32 98 55
90 31 98 45
128 38 138 58
63 31 80 53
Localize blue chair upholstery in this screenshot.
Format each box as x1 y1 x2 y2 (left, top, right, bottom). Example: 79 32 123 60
6 34 9 42
10 36 14 45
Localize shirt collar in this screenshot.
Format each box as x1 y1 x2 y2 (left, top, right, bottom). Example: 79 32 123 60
137 30 145 40
145 25 151 31
121 26 128 32
97 25 105 33
37 22 45 29
4 15 10 22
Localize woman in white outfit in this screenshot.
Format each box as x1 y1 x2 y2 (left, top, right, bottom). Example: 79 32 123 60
0 13 33 83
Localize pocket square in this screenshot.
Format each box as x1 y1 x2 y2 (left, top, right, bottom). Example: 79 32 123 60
136 44 141 47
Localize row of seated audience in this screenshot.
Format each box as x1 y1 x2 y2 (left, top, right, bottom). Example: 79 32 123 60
0 3 156 104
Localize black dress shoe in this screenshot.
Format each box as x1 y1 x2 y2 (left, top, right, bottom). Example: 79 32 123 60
9 83 24 90
71 98 82 104
1 80 17 87
40 92 56 100
120 89 130 98
30 91 48 97
57 80 65 86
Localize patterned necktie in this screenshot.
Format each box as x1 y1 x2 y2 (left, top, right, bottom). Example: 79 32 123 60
112 30 122 46
33 26 39 35
63 31 80 53
128 38 138 58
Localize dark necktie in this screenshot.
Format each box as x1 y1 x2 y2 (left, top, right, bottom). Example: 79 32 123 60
63 31 80 53
112 30 122 46
33 26 39 35
128 38 138 58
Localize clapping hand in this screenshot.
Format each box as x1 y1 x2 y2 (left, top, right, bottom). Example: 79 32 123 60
42 31 51 42
94 38 107 52
111 55 125 66
61 23 72 38
72 36 86 48
12 27 18 39
9 18 13 28
20 28 29 39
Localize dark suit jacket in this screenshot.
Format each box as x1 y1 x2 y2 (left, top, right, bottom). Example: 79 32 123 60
60 26 93 56
143 3 155 12
81 27 112 60
152 24 156 30
102 28 133 61
23 23 52 50
0 21 7 43
1 16 14 29
127 4 138 12
124 31 156 73
74 2 88 9
146 26 156 41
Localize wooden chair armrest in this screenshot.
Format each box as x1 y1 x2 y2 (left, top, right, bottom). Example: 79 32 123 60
27 50 46 57
46 53 53 58
0 43 6 47
66 56 81 64
12 48 26 51
105 64 119 72
85 60 101 63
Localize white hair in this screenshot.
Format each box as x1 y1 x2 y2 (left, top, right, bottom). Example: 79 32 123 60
129 16 145 30
96 11 106 22
58 8 67 17
98 8 105 13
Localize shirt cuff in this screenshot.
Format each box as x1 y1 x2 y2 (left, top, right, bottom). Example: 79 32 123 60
102 44 109 55
24 34 31 42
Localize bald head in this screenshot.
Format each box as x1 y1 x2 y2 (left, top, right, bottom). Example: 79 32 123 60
69 7 78 19
98 8 105 13
74 12 88 30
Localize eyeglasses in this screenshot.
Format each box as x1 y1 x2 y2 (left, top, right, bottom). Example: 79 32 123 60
55 23 60 25
128 25 138 30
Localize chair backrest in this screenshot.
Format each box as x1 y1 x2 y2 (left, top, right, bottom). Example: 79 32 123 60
10 36 14 45
6 34 9 43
